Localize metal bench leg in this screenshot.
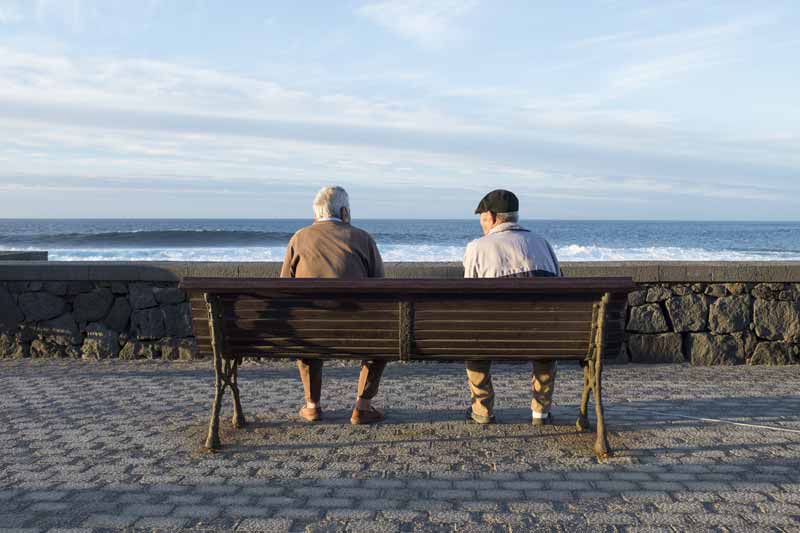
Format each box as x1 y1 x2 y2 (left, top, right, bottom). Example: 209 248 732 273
205 348 224 450
593 354 611 461
230 358 246 429
576 361 592 432
204 293 229 451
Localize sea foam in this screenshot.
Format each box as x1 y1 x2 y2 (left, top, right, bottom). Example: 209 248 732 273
11 244 800 262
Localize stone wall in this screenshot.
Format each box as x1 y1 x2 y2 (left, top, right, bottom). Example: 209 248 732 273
1 261 799 365
0 280 196 361
625 282 800 366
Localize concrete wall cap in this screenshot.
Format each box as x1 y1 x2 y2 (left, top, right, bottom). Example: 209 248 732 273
1 261 800 282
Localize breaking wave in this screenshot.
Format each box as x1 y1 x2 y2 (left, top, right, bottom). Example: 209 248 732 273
5 243 799 262
0 230 297 248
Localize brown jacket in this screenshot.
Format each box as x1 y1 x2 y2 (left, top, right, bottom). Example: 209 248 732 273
280 220 384 279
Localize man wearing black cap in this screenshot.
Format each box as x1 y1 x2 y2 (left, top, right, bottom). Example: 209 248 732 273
463 189 561 425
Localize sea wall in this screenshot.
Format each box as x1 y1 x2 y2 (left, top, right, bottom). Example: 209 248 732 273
1 261 799 365
0 251 48 261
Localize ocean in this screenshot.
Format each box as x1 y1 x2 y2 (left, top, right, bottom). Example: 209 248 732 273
1 219 799 262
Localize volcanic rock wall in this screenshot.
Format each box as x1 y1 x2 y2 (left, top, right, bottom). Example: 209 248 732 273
1 261 798 365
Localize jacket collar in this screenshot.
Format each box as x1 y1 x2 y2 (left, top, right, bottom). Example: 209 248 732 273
314 217 344 224
488 222 529 235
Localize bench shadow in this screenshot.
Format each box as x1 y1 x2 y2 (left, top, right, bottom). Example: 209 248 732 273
191 412 601 456
185 394 800 460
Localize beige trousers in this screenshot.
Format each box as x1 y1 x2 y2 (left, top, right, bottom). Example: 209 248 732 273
297 359 387 404
465 360 557 418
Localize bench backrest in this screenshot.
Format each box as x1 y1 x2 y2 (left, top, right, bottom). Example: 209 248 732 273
182 278 633 362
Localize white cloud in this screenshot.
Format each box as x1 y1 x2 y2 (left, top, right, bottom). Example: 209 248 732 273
356 0 478 48
0 1 23 24
34 0 84 30
566 14 778 95
0 16 798 218
0 46 463 131
569 15 775 52
610 50 729 91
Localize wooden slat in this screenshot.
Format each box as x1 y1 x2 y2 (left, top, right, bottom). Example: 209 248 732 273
414 299 595 311
414 311 593 321
180 277 637 294
223 344 398 355
220 310 399 321
415 347 586 356
191 298 609 312
224 319 398 329
412 353 587 361
415 340 587 349
414 319 591 331
190 298 398 310
215 350 395 360
222 299 398 310
226 338 397 349
413 330 590 341
224 328 398 339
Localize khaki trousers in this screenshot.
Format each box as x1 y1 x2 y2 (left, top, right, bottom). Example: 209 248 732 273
297 359 387 404
465 360 557 418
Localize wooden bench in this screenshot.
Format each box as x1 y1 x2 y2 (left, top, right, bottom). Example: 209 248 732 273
181 277 635 460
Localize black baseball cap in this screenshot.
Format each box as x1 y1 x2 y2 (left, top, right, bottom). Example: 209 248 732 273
474 189 519 214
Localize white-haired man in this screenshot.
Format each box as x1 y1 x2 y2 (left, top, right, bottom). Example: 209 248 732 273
281 186 387 425
463 189 561 425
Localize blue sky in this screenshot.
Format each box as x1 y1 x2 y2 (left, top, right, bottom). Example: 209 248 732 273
0 0 798 219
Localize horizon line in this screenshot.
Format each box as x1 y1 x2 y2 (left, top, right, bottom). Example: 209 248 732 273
2 217 800 223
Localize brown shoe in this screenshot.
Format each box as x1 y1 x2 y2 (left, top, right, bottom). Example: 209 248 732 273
350 406 385 425
299 406 321 422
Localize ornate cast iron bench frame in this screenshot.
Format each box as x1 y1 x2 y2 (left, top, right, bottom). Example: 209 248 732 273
181 277 634 461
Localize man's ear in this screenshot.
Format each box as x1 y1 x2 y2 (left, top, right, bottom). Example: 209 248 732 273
340 206 351 222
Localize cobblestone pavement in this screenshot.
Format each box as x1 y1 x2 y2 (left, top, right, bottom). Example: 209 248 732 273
1 360 800 532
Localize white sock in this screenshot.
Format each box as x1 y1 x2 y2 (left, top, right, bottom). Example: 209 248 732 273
531 410 549 419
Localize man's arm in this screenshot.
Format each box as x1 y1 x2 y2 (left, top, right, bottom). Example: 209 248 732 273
280 235 297 278
546 241 562 277
368 236 385 278
463 241 479 278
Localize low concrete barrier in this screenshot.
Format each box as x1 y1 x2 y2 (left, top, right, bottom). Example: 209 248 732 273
0 251 48 261
1 261 798 365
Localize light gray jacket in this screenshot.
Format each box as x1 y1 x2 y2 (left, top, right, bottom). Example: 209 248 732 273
463 222 560 279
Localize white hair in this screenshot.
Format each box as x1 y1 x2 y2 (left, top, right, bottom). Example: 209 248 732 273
495 211 519 223
313 186 350 219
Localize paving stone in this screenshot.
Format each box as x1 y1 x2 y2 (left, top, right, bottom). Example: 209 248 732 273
258 496 298 506
307 498 353 508
379 510 423 521
338 520 400 533
360 499 403 510
325 510 374 520
227 506 273 517
122 503 173 516
133 516 189 529
429 511 471 523
236 517 293 531
27 502 70 512
585 512 639 525
171 505 220 519
458 501 500 512
274 508 320 520
23 491 67 502
431 489 474 499
81 514 137 528
1 360 800 531
0 514 37 528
